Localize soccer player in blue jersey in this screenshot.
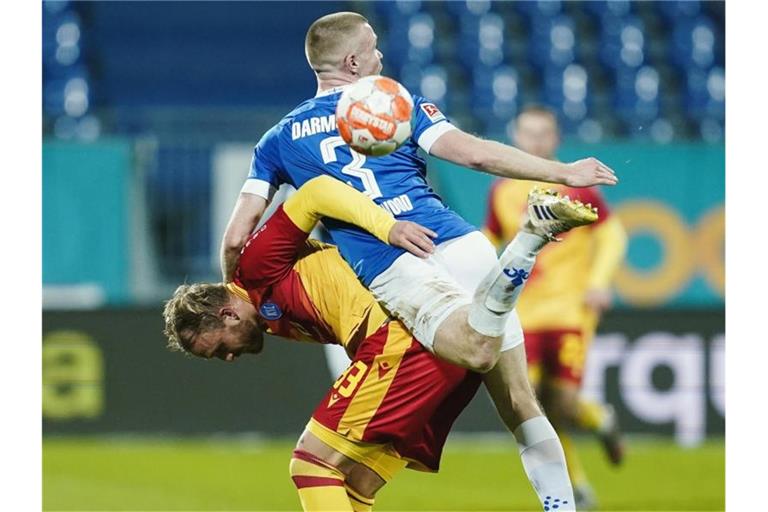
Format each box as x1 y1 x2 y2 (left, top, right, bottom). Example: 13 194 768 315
220 12 617 511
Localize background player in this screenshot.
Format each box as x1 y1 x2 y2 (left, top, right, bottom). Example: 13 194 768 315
166 176 583 511
220 12 615 511
484 105 628 510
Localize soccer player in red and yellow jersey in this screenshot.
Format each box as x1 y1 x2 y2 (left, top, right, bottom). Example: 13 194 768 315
484 106 628 510
164 176 483 511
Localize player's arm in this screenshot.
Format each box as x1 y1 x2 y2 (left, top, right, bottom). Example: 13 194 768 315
481 180 505 250
220 192 268 281
429 128 618 188
581 190 628 313
283 175 436 257
221 127 283 281
585 215 628 313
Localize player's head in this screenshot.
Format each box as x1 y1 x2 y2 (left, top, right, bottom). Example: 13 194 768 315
305 12 383 80
510 105 561 160
163 283 264 362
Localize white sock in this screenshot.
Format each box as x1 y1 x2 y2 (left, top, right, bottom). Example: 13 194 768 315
514 416 575 512
470 231 547 314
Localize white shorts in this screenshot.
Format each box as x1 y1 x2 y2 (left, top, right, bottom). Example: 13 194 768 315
369 231 524 353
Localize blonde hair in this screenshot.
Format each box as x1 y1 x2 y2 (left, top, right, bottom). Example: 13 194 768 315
162 283 229 352
305 12 369 72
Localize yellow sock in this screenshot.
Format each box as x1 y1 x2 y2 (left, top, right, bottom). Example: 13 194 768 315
346 485 375 512
290 450 353 511
576 398 607 433
559 431 589 488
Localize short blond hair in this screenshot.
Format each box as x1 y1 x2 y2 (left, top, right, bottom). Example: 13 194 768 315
162 283 229 353
305 12 369 72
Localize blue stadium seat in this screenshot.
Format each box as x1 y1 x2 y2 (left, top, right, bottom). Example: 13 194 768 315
384 13 436 69
584 0 632 20
671 15 719 70
614 65 661 126
542 64 591 132
528 14 576 71
471 65 520 123
686 66 724 121
657 0 701 24
515 0 562 20
458 13 506 70
400 64 450 110
444 0 493 20
375 0 423 20
599 15 645 72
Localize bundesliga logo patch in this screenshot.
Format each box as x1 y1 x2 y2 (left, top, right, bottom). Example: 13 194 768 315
259 301 283 320
420 102 445 122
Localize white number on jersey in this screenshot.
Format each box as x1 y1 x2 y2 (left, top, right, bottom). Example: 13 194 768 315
319 136 382 200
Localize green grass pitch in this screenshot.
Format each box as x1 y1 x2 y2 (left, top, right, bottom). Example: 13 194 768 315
43 436 723 511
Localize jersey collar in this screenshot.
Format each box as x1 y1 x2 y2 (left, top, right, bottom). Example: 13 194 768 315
315 84 351 98
226 282 252 304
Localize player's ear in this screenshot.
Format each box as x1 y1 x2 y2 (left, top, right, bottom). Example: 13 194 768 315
344 52 359 76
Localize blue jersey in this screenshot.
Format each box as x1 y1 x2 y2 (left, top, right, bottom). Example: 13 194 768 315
245 87 476 285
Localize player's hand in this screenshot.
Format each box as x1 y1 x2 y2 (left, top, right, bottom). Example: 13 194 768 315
389 221 437 258
584 288 613 315
563 157 618 187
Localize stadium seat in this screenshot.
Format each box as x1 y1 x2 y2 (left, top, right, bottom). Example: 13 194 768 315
656 0 701 24
670 15 719 70
472 65 520 124
384 13 436 69
528 14 577 71
614 65 661 127
458 13 506 70
599 16 645 72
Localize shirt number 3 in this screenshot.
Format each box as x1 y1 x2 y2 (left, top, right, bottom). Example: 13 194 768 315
319 136 383 200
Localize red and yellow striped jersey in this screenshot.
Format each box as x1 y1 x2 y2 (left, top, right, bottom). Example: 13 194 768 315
231 176 396 356
484 179 625 331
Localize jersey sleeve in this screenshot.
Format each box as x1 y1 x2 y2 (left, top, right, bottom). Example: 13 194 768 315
482 180 504 248
570 186 612 226
282 175 396 244
235 205 308 289
243 125 284 200
411 95 457 154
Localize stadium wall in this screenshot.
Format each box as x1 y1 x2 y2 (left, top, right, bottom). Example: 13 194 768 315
42 308 724 445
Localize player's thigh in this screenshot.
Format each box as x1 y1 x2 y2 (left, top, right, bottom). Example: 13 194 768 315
434 230 498 290
436 231 525 352
369 252 471 351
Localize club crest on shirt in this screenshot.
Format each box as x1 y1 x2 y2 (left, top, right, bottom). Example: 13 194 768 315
420 103 445 123
259 301 283 320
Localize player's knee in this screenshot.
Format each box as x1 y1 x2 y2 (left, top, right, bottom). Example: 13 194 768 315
465 341 500 373
289 449 346 487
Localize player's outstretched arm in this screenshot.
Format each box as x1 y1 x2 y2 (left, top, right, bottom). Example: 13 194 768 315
429 128 618 188
284 176 436 257
220 192 268 281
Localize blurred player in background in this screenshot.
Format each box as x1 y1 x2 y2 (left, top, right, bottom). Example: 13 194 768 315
220 12 616 511
484 105 628 510
167 176 590 511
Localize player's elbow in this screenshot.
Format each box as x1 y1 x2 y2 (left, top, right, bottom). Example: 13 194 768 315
222 230 248 253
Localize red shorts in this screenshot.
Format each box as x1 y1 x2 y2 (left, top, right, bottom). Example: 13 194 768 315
525 329 589 385
311 321 481 473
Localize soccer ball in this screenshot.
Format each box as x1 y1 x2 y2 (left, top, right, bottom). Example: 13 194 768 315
336 75 414 157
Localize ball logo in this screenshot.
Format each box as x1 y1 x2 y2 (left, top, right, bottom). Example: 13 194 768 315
420 102 445 122
259 301 283 320
349 104 396 139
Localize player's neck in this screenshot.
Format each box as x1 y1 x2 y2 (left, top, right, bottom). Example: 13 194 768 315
315 72 358 95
